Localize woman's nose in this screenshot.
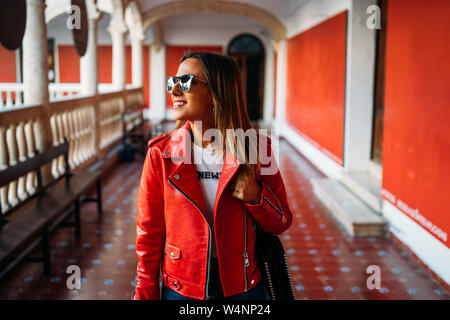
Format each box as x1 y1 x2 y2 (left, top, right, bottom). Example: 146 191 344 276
171 81 183 96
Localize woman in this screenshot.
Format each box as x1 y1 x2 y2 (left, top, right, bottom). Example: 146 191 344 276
134 51 292 300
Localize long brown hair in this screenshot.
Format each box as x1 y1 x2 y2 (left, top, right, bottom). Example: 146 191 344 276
170 50 260 177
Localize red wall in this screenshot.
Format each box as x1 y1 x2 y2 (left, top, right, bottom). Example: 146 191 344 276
126 46 132 84
97 45 132 84
97 45 112 84
58 46 80 83
165 45 223 108
58 45 133 84
381 0 450 248
143 46 150 108
58 44 150 108
0 46 17 82
286 12 347 165
0 46 17 101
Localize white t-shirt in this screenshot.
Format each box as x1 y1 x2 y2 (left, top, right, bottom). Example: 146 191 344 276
192 142 224 258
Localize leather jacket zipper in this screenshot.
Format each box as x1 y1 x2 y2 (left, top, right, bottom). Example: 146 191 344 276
263 185 286 223
168 178 211 298
243 208 249 292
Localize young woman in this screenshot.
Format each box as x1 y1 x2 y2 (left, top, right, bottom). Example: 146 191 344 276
134 51 292 300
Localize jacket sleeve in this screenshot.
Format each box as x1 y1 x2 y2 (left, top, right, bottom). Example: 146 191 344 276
134 147 165 300
244 145 293 235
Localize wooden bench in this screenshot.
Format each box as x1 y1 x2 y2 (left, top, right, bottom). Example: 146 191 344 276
122 108 155 157
0 140 102 278
123 107 146 141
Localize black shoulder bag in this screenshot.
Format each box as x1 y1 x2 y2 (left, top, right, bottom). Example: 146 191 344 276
254 221 296 300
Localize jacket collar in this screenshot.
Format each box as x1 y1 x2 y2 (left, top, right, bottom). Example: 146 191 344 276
162 122 242 219
161 122 192 161
161 122 242 167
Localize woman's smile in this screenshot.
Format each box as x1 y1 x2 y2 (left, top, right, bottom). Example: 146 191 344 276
173 100 187 109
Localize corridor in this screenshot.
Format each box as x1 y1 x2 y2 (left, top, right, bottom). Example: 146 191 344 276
0 0 449 303
0 136 447 300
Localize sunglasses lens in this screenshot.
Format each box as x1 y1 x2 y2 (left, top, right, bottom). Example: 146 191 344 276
179 75 192 92
166 77 174 93
166 75 193 93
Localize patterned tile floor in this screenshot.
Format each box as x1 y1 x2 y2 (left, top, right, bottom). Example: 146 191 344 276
0 137 448 300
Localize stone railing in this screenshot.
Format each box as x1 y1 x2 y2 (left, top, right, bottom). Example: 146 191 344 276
0 83 135 107
0 87 144 214
48 83 82 100
0 83 25 108
123 89 145 133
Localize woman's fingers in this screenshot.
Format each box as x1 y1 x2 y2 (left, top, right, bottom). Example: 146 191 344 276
229 181 241 197
230 169 262 203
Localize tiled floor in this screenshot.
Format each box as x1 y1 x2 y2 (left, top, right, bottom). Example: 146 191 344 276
0 136 448 300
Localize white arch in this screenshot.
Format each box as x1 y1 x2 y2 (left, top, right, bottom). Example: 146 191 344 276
124 1 144 39
45 0 122 24
109 0 125 21
45 0 71 24
97 0 114 14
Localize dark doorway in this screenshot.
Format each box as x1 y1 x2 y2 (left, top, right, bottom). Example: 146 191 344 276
227 34 265 121
48 38 55 83
371 0 388 165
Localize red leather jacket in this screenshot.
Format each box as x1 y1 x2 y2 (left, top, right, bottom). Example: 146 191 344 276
134 122 292 300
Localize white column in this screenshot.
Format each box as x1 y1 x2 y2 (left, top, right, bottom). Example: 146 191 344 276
81 6 100 96
262 42 275 127
23 0 49 105
274 39 287 134
130 33 145 87
149 44 166 121
343 0 377 172
108 19 127 90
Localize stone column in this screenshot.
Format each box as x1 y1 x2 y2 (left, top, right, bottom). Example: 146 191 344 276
21 0 52 187
149 43 166 121
274 39 287 132
23 0 49 105
81 2 100 96
108 18 127 90
263 42 275 126
343 0 377 172
130 32 145 87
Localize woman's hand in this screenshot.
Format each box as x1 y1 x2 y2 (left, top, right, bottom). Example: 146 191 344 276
229 167 262 204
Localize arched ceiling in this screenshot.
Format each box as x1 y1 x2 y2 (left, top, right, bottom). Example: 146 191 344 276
140 0 288 42
138 0 310 22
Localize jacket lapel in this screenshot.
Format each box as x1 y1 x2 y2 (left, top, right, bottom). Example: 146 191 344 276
163 122 208 221
163 122 243 224
214 151 241 216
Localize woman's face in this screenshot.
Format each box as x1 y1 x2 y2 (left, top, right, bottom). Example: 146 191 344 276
170 58 214 126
